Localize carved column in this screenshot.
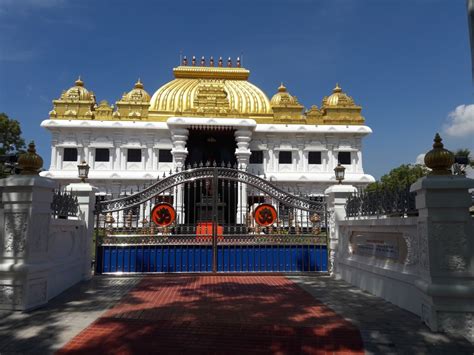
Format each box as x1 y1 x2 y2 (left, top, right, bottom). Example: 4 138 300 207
170 128 189 222
113 136 122 171
235 129 252 224
410 176 474 342
0 175 57 310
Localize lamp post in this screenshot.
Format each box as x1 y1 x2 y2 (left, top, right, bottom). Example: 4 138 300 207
334 163 345 184
77 160 90 183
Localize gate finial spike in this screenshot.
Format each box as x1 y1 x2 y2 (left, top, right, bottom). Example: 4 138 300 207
205 160 210 167
175 167 179 173
212 160 217 167
187 163 191 170
169 169 172 175
193 162 197 168
162 172 166 178
199 161 203 167
220 161 225 167
257 170 260 176
233 163 238 169
227 162 231 168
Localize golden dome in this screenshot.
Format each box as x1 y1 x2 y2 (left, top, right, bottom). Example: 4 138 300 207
64 76 93 101
270 83 301 107
149 66 272 118
323 83 355 107
122 79 151 103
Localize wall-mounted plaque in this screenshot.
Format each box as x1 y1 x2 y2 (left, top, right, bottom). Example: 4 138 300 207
349 231 407 263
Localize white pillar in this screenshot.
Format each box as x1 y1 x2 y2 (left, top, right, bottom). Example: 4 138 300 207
65 183 98 280
235 129 252 224
324 184 357 275
0 175 57 310
410 175 474 342
170 128 189 221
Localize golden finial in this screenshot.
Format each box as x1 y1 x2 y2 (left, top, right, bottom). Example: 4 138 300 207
333 83 342 93
18 141 43 175
134 78 144 89
424 133 454 175
210 56 214 66
278 82 287 92
75 76 84 87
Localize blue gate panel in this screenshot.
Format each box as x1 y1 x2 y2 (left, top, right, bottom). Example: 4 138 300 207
285 246 291 272
102 247 109 273
206 247 212 272
236 247 242 272
98 244 328 273
321 246 328 271
110 248 117 272
229 247 235 272
223 246 229 272
143 247 150 272
175 246 182 272
217 247 223 272
117 248 123 272
248 246 254 272
291 247 297 271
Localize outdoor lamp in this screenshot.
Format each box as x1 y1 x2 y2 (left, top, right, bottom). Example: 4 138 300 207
77 160 90 183
334 163 345 184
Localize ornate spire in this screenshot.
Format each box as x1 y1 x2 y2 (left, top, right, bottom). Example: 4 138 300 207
333 83 342 93
134 78 144 89
424 133 454 175
278 82 287 92
18 141 43 175
75 76 84 87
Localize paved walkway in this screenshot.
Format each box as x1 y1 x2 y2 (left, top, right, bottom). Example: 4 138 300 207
0 275 472 354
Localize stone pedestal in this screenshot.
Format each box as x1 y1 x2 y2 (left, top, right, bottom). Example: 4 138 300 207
410 175 474 342
65 183 98 280
0 175 57 310
324 184 357 275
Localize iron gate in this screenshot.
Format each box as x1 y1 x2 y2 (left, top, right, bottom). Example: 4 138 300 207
95 165 328 273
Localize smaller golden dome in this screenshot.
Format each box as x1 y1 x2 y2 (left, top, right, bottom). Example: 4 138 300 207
424 133 454 175
324 83 355 107
270 83 301 106
64 76 92 101
123 79 150 103
18 141 43 175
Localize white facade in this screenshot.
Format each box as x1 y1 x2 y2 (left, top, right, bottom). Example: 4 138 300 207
40 117 375 195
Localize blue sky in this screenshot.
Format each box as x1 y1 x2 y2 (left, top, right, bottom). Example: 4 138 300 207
0 0 472 179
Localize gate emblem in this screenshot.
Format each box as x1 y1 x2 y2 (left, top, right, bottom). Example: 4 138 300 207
254 204 277 226
151 203 176 227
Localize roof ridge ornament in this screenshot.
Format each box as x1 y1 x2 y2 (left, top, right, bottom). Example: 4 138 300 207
75 76 84 87
333 83 342 93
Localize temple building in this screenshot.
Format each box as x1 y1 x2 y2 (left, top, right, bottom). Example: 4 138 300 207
40 57 375 196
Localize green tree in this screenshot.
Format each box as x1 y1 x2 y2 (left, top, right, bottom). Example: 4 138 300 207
366 164 429 192
454 148 474 168
0 113 26 178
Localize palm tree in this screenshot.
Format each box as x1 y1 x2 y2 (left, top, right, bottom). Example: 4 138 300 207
454 149 474 168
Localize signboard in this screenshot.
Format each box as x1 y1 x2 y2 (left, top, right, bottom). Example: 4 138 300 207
151 203 176 227
254 204 277 226
349 232 407 263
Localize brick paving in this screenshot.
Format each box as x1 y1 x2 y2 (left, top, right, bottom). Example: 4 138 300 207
58 275 364 354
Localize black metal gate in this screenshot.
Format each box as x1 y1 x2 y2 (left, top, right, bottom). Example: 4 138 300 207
95 165 328 273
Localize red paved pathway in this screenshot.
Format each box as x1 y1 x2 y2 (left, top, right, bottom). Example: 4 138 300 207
58 275 364 354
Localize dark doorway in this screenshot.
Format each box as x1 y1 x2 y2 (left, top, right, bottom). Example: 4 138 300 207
184 128 238 227
185 128 237 167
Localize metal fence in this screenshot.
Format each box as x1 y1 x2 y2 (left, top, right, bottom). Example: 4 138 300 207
345 186 417 218
51 190 79 219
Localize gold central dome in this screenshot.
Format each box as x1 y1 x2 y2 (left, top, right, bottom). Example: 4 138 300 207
149 66 273 119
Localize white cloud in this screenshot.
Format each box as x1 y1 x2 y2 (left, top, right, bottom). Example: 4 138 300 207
415 153 425 165
443 104 474 137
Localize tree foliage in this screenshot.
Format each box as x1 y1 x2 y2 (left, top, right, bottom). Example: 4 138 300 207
0 113 26 178
454 148 474 168
366 164 429 192
0 113 25 155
